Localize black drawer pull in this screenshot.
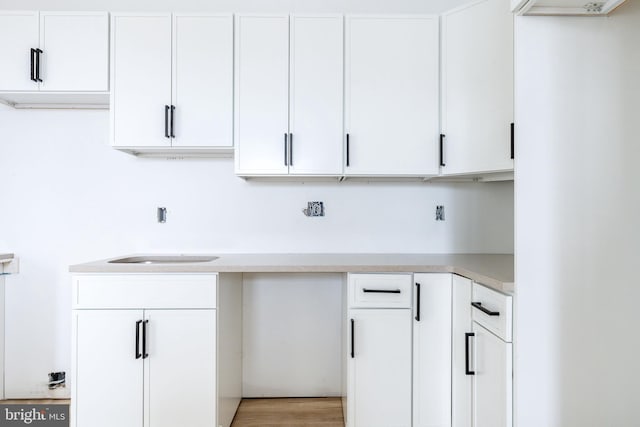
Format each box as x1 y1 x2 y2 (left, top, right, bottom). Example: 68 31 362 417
415 282 421 322
142 320 149 359
471 302 500 316
465 332 475 375
362 288 401 294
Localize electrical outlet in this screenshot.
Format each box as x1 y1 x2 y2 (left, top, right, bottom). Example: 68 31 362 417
436 205 445 221
303 201 324 217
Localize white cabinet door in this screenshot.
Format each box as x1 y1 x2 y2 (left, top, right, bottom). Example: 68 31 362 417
345 16 440 176
472 323 513 427
0 12 39 91
145 310 216 427
39 12 109 92
289 15 344 175
235 15 290 174
441 0 514 175
111 14 172 147
172 14 233 148
73 310 143 427
347 309 412 427
413 274 452 427
452 275 473 427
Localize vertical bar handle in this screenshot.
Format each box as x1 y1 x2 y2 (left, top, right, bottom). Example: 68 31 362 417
164 106 170 138
415 282 421 322
135 320 142 359
170 105 176 138
35 48 43 82
346 134 350 167
350 318 355 359
289 133 293 166
30 48 36 82
142 320 149 359
510 122 515 160
465 332 475 375
439 134 446 167
284 133 288 166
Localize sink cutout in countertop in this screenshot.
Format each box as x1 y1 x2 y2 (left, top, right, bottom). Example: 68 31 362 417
108 255 219 264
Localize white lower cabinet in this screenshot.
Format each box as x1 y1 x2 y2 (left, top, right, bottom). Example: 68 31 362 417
453 275 513 427
346 274 412 427
71 273 242 427
413 273 452 427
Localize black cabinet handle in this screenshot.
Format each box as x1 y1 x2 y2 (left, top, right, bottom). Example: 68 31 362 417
465 332 475 375
346 134 350 167
415 282 421 322
289 133 293 166
284 133 288 166
439 134 446 167
510 122 515 160
164 106 169 137
170 105 175 138
350 318 355 359
471 302 500 316
363 288 401 294
35 48 43 82
142 320 149 359
30 48 36 82
135 320 142 359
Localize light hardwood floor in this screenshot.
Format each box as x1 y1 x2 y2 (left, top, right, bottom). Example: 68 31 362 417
231 397 344 427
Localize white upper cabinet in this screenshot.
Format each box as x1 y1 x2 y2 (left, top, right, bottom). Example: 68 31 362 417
111 14 172 148
111 13 233 154
0 11 108 106
235 14 343 176
441 0 514 176
0 12 39 92
172 14 233 148
235 15 290 174
288 15 344 175
345 16 440 177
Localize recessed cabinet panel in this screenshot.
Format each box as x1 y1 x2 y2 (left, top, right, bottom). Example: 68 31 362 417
235 15 290 174
145 310 216 427
0 12 39 91
172 15 233 147
442 0 514 175
73 310 143 427
39 12 109 92
452 275 473 427
111 14 172 147
289 15 344 175
345 16 440 176
348 309 412 427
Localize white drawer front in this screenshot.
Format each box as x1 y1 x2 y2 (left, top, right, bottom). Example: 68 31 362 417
348 273 412 308
472 282 512 342
73 274 217 309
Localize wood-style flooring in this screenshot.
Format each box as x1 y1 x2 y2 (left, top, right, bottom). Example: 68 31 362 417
231 397 345 427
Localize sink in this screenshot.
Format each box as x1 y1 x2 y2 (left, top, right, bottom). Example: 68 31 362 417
108 255 219 264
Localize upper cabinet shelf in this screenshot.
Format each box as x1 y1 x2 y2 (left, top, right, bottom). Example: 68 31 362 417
0 11 109 109
512 0 628 15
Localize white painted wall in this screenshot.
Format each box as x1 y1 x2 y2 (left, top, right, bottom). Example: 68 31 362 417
515 2 640 426
0 109 513 397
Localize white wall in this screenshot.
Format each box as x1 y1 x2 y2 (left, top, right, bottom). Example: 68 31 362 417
0 108 513 397
515 2 640 426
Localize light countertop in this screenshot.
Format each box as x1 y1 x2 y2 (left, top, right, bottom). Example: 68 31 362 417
0 254 14 263
70 253 514 294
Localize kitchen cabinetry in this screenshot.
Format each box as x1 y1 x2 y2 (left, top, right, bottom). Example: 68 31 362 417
453 275 513 427
71 273 242 427
345 16 439 176
413 273 452 427
111 13 233 155
234 15 343 175
346 274 412 427
441 0 514 176
0 11 109 107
